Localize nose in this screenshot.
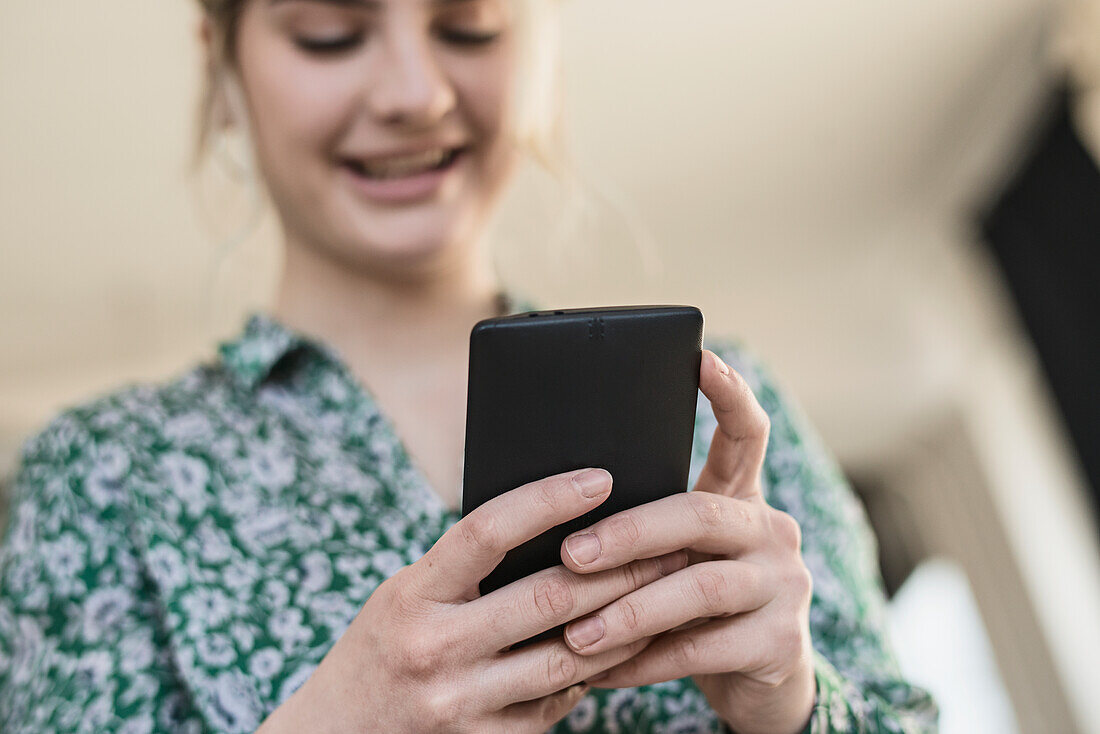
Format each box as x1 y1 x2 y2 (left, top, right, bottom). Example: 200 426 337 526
368 28 456 128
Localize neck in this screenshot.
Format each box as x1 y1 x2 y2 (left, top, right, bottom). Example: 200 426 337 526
271 237 503 379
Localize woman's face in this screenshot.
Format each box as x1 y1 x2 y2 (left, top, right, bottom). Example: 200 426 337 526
232 0 519 277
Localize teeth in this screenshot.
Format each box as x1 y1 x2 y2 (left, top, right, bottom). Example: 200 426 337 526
358 148 451 179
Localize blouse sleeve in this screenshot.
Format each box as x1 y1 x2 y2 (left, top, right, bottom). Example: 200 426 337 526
701 343 939 734
0 409 203 734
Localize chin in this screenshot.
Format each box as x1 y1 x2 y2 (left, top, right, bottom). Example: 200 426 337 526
336 228 472 280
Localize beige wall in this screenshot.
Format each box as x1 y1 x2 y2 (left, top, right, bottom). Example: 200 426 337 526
3 0 1100 730
0 0 1070 462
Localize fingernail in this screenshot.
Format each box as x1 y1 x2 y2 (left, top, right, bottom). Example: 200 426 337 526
711 351 730 375
565 616 605 650
565 533 601 565
573 469 612 498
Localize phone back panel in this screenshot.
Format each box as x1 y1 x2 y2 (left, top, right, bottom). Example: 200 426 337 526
462 305 703 616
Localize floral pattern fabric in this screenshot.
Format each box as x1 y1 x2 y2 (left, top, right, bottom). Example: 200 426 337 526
0 294 938 733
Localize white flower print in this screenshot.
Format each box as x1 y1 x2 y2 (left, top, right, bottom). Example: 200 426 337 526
165 412 214 445
306 591 356 632
248 648 284 680
73 649 114 688
277 662 318 702
118 630 156 675
205 669 262 734
0 315 937 733
81 587 132 642
370 549 405 578
43 532 85 581
180 587 233 631
327 501 360 531
603 688 652 732
86 445 131 508
260 579 291 608
334 554 371 582
269 608 312 652
197 633 237 668
236 507 293 552
231 622 255 654
146 543 188 591
83 692 115 731
223 560 260 593
160 452 211 517
567 694 598 730
194 524 235 565
117 712 155 734
247 442 296 490
298 551 332 593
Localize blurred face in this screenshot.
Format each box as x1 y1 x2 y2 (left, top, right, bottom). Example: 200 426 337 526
233 0 519 278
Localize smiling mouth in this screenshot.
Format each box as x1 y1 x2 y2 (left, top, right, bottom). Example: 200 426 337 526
342 147 466 180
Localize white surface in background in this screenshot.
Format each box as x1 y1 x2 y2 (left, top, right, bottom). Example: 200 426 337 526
888 557 1019 734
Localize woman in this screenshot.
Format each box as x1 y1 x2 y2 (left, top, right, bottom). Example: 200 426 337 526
0 0 937 732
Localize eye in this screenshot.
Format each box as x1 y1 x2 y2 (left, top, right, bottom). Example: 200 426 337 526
294 34 364 55
436 27 502 47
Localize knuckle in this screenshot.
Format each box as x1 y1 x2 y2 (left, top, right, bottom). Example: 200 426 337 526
459 510 503 556
771 509 802 551
751 404 771 438
606 513 643 548
533 478 562 511
398 633 439 677
617 596 645 634
531 574 576 622
622 560 646 590
423 684 464 729
545 646 580 691
755 666 788 689
690 494 726 535
789 565 813 601
690 567 729 615
668 634 700 669
538 688 575 724
780 622 805 661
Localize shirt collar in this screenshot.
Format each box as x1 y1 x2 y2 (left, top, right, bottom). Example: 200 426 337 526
217 290 540 392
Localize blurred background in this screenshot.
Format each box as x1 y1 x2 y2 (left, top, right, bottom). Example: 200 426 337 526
2 0 1099 731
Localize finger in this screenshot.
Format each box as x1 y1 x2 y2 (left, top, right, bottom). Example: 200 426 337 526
694 350 769 499
563 560 771 655
493 682 590 733
483 635 653 709
470 550 688 652
589 613 798 689
560 491 762 574
415 468 613 601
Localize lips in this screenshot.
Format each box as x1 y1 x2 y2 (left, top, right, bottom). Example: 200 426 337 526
338 146 467 204
342 147 465 180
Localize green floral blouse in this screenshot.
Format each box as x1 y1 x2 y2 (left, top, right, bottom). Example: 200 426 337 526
0 294 937 733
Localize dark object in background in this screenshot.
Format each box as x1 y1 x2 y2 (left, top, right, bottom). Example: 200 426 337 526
980 83 1100 518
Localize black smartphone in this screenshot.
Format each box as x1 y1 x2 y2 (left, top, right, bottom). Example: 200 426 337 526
461 305 703 644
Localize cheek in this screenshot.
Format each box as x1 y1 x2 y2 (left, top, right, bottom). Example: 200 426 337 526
239 41 357 167
452 45 517 149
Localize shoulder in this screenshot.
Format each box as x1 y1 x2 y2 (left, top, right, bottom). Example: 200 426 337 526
10 358 238 517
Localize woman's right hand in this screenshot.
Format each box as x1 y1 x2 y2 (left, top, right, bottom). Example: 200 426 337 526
257 467 686 734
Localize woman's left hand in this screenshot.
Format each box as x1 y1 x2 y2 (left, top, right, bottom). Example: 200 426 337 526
558 350 816 734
